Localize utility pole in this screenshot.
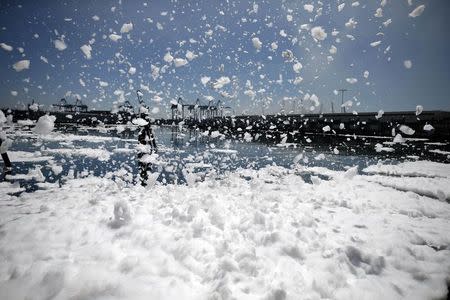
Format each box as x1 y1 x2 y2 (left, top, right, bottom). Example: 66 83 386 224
331 101 334 113
338 89 348 113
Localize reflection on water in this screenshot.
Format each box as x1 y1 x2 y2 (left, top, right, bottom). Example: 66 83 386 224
2 124 449 192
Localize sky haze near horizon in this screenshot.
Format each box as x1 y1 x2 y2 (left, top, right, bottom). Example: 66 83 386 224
0 0 449 117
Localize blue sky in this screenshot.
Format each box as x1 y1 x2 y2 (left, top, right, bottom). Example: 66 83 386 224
0 0 448 117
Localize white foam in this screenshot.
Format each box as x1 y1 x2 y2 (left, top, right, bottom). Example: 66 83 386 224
0 42 13 51
109 34 122 42
304 4 314 13
1 164 448 299
12 60 30 72
120 22 133 33
32 115 56 135
8 151 54 162
310 26 327 41
43 147 111 161
363 161 450 178
80 44 92 59
409 5 425 18
54 38 67 51
252 37 262 50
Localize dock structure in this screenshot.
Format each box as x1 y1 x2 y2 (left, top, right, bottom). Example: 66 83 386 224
51 98 88 113
186 110 450 140
2 95 449 140
171 97 231 121
118 100 134 114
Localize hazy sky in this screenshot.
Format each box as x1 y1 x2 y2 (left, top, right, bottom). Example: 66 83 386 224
0 0 448 117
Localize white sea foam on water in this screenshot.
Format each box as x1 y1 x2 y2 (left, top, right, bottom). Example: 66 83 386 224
8 151 54 162
131 118 148 126
43 148 111 161
399 125 415 135
32 115 56 135
0 161 449 300
424 124 434 131
0 110 6 123
2 125 449 299
0 0 448 297
363 160 450 178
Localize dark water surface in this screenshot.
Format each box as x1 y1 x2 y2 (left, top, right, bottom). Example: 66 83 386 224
2 124 449 192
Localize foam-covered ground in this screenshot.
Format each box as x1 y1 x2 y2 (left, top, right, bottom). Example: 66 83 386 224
1 161 450 300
